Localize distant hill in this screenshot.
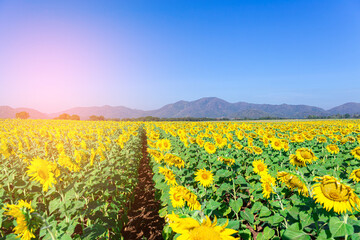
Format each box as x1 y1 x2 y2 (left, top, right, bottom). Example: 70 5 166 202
146 97 328 119
48 105 146 120
0 106 48 119
1 98 359 120
327 102 360 115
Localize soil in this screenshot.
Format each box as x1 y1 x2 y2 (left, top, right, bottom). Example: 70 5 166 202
121 134 165 240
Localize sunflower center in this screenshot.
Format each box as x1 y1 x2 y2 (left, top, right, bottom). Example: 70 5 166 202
202 173 209 180
188 225 222 240
320 182 350 201
173 193 181 202
289 177 304 189
257 164 265 172
38 168 48 180
301 151 312 159
355 171 360 178
356 149 360 155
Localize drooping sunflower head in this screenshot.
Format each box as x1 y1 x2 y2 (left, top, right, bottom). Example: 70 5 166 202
326 144 340 154
312 175 360 214
260 172 276 199
350 169 360 182
351 146 360 160
252 159 268 174
295 148 317 164
4 200 36 240
167 214 239 240
195 168 214 187
347 136 356 143
289 154 306 167
159 167 177 186
169 186 186 208
243 146 253 154
317 136 327 143
26 157 56 192
277 171 308 197
148 149 163 163
252 146 263 155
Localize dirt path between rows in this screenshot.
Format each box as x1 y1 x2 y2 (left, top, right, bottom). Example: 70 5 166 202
121 133 165 240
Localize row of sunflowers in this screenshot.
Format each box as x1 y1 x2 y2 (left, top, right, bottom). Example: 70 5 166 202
0 119 143 239
146 120 360 240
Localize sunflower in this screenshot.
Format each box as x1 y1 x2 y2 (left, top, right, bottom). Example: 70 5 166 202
196 137 204 147
295 148 317 164
169 186 185 208
326 144 340 154
204 142 217 154
289 154 306 167
312 175 360 214
260 172 276 199
156 140 164 151
277 171 308 197
218 156 235 166
243 146 253 154
167 214 239 240
351 146 360 160
252 146 263 155
162 139 171 151
181 187 201 211
26 157 56 192
271 138 282 151
253 159 268 174
317 136 327 143
347 136 356 143
159 167 177 186
4 200 35 240
350 169 360 182
233 141 243 150
195 169 214 187
147 149 163 163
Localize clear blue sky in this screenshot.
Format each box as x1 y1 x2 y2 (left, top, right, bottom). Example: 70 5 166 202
0 0 359 113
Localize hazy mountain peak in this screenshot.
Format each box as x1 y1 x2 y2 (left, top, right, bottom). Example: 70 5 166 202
1 98 359 120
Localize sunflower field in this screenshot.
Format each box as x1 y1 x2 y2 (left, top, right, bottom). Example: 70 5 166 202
2 119 360 240
146 120 360 240
0 119 143 239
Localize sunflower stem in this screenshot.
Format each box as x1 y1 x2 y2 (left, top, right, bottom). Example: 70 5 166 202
344 214 349 240
273 186 288 229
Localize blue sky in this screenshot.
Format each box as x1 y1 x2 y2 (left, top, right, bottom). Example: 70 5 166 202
0 0 359 113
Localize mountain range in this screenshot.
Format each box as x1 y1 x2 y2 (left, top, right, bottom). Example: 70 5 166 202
1 97 360 120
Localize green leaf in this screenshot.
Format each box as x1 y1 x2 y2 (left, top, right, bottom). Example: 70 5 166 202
217 218 240 230
282 228 311 240
317 229 334 240
257 227 275 240
298 212 314 228
216 169 232 178
251 202 263 213
240 208 254 224
239 229 252 240
206 199 221 211
329 217 354 238
49 198 61 215
82 224 107 240
259 206 272 218
216 183 232 195
229 198 243 213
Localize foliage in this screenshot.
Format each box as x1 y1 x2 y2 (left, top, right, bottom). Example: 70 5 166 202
146 120 360 239
0 119 143 239
15 112 30 119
